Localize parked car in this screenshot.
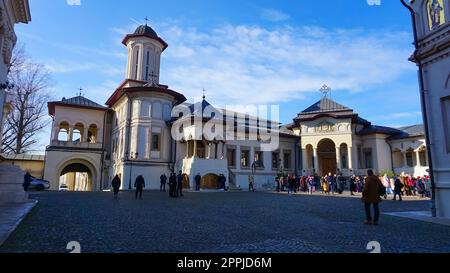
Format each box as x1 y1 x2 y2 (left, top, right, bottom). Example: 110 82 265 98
59 184 69 191
28 177 50 191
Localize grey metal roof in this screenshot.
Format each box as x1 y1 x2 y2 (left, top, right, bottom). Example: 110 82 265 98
0 153 45 161
56 96 106 109
357 125 403 136
301 98 352 114
389 124 425 140
134 25 158 38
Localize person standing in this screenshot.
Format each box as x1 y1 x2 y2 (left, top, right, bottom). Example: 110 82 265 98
23 171 32 192
219 174 227 190
111 174 121 198
195 173 202 191
349 175 356 196
177 171 184 197
160 174 167 192
169 172 176 197
362 170 383 225
393 177 403 201
134 175 145 199
248 175 255 192
307 176 315 195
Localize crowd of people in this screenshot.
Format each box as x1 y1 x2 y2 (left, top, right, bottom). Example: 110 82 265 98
274 171 432 200
110 171 228 200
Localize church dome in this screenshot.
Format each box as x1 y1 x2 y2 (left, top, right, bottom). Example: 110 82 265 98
134 25 158 38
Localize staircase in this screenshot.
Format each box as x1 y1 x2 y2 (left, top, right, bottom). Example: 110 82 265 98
227 168 242 191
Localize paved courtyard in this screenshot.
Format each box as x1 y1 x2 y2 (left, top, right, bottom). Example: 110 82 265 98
1 190 450 253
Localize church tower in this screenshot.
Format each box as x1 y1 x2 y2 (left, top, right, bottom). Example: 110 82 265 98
122 22 168 83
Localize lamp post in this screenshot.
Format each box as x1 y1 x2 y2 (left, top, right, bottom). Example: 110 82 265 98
126 152 139 190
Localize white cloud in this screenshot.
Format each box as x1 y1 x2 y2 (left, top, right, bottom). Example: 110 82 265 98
154 23 414 106
66 0 81 6
260 8 290 22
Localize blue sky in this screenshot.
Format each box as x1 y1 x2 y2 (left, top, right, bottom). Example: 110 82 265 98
17 0 422 153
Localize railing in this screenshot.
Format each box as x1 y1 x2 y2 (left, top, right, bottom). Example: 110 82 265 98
50 140 102 149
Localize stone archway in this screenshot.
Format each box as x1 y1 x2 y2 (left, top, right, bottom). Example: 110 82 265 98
56 158 98 191
201 173 219 189
318 139 337 176
59 163 92 191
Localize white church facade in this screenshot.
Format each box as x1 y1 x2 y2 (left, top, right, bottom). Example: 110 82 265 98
43 24 429 192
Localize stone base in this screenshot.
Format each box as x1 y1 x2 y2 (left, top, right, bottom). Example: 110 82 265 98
0 165 28 205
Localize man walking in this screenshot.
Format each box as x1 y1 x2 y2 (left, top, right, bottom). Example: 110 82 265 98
111 174 121 198
392 177 403 201
177 171 184 197
362 169 383 225
160 174 167 192
195 173 202 191
134 175 145 199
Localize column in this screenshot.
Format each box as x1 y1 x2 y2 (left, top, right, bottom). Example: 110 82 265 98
68 127 73 142
313 148 319 174
279 148 284 169
348 146 353 170
193 140 197 157
222 142 226 159
52 126 59 141
206 142 211 159
83 128 88 143
403 152 407 167
301 148 308 172
236 145 241 170
186 140 189 158
250 146 255 168
416 151 421 167
336 147 341 171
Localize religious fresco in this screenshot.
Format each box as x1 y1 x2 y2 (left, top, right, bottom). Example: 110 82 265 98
428 0 446 30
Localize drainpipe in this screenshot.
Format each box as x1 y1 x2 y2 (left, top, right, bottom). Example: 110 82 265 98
400 0 437 217
387 142 395 174
99 108 109 191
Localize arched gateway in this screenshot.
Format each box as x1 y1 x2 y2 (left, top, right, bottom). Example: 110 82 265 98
317 139 337 176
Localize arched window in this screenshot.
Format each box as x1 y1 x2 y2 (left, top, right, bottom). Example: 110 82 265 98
88 124 98 143
72 123 84 142
132 47 140 80
145 51 150 81
58 122 70 141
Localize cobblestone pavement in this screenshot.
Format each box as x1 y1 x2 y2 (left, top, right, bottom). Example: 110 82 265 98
1 190 449 253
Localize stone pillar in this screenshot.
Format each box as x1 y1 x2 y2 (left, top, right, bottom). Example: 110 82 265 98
250 146 255 167
302 148 308 172
52 126 59 141
416 151 421 167
206 142 211 159
348 146 353 170
68 127 73 142
403 152 407 167
193 140 197 157
236 145 241 170
83 128 88 143
336 147 341 171
279 148 284 169
313 148 319 174
222 142 226 159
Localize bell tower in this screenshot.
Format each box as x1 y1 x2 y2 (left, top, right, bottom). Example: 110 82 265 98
122 21 168 84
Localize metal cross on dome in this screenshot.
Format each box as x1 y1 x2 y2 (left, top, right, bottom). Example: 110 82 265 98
77 87 84 97
320 84 331 98
144 16 149 26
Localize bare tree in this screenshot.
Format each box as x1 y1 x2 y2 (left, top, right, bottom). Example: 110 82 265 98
2 45 52 154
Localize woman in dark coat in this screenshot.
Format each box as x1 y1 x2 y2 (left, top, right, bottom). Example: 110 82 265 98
111 174 121 198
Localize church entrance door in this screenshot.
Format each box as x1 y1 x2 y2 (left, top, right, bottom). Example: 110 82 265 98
318 139 337 176
201 173 219 189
